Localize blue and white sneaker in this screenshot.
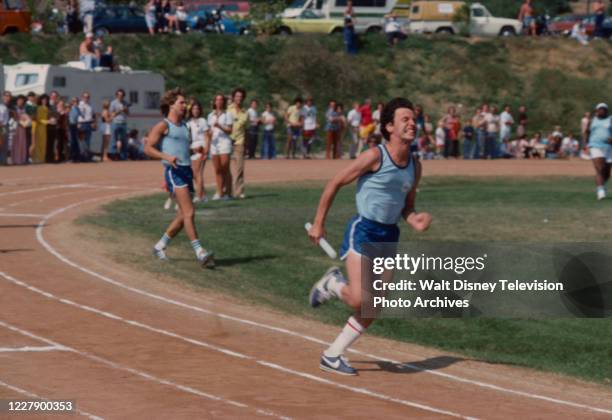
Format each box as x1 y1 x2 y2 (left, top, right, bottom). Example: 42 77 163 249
152 247 169 261
197 250 215 269
320 354 358 376
309 266 346 308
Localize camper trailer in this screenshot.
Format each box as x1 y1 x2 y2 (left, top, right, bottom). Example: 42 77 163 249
4 62 165 155
282 0 402 34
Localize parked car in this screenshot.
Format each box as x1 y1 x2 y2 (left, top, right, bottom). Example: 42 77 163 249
548 14 586 36
92 5 148 36
408 1 521 36
278 9 344 35
184 1 250 17
186 5 250 34
0 0 31 35
582 15 612 38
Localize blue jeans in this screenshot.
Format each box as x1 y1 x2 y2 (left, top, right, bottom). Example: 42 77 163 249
69 124 81 162
474 129 485 159
484 132 498 159
261 130 276 159
79 122 93 160
111 123 128 160
344 27 357 54
463 139 474 159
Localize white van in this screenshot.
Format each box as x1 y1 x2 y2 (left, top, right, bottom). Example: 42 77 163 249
408 1 521 36
4 62 165 154
282 0 401 34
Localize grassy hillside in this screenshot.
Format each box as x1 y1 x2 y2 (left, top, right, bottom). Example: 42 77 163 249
1 32 611 134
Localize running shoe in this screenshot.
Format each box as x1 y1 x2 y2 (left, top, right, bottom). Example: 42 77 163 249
319 354 358 376
309 266 345 308
152 247 169 261
197 250 215 269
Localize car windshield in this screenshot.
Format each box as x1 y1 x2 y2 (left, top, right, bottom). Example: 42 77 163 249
287 0 310 9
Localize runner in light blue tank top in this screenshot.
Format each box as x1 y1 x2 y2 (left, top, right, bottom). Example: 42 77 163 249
588 103 612 200
161 118 191 167
306 98 432 376
144 88 214 268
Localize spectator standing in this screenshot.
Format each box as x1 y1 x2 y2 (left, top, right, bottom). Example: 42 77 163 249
593 0 606 38
302 97 318 159
24 92 37 162
208 94 234 200
484 106 500 159
471 107 483 159
347 102 361 159
155 0 165 32
462 118 475 159
442 106 460 158
68 97 82 162
80 0 95 33
285 97 304 159
228 88 248 198
46 91 60 163
188 101 211 203
13 95 29 165
109 89 130 160
358 99 374 155
162 0 179 34
325 100 340 159
343 0 357 55
435 121 445 158
581 112 591 150
0 91 10 165
56 99 69 162
79 33 97 70
100 100 112 161
33 94 49 163
246 99 260 159
499 104 514 156
261 102 277 159
372 102 384 135
516 105 528 138
518 0 536 36
336 103 348 158
145 0 157 35
78 91 95 161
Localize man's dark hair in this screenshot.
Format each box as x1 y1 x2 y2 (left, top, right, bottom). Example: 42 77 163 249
116 88 125 97
294 96 303 104
381 97 413 141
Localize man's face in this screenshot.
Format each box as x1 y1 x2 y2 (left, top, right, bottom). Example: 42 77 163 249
214 95 224 109
3 93 11 105
172 96 187 116
250 101 257 109
27 95 35 103
296 101 303 109
387 107 416 143
482 104 489 113
117 90 124 100
597 108 608 118
329 101 336 109
50 92 58 102
82 93 90 103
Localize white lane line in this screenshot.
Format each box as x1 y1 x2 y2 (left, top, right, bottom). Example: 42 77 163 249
0 271 471 419
0 377 104 420
0 319 290 420
0 213 46 218
0 345 67 353
35 194 612 416
0 185 87 198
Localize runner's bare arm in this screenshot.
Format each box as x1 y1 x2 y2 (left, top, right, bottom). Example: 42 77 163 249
144 121 177 167
308 148 381 244
402 160 432 232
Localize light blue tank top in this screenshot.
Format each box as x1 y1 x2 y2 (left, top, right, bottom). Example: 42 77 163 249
589 116 611 149
161 118 191 167
356 145 416 225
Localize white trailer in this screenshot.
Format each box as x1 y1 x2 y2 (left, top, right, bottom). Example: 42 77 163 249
3 62 165 154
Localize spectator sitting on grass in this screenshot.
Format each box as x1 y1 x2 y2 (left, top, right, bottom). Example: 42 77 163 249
384 13 407 46
529 132 544 158
94 36 114 69
127 129 145 160
570 22 589 46
163 0 180 34
516 134 530 158
79 32 97 70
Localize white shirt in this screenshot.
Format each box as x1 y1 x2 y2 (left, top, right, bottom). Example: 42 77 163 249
261 110 276 131
247 108 259 127
435 127 445 144
347 109 361 128
500 111 514 128
78 100 94 123
188 117 209 149
485 113 499 133
207 111 234 143
0 103 9 126
385 19 401 33
302 105 317 131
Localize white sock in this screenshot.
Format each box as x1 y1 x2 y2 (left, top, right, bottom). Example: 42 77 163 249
324 316 365 357
155 233 171 250
597 186 605 193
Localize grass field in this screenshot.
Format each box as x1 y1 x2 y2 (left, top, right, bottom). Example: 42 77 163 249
79 176 612 384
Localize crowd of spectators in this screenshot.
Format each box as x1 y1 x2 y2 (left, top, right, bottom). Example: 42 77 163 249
0 88 606 167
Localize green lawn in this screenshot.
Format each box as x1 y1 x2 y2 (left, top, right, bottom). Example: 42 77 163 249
79 177 612 384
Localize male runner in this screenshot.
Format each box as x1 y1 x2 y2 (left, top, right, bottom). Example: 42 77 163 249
307 98 432 375
145 88 214 267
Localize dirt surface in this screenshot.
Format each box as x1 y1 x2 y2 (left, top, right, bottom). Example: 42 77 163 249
0 159 610 420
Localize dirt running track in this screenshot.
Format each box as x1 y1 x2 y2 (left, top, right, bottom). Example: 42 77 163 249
0 159 610 420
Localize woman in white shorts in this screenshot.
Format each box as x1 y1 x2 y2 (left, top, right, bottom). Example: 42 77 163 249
188 101 211 203
207 94 234 200
100 100 112 161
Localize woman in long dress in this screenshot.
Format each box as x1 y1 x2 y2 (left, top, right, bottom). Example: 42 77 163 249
33 94 49 163
12 95 29 165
